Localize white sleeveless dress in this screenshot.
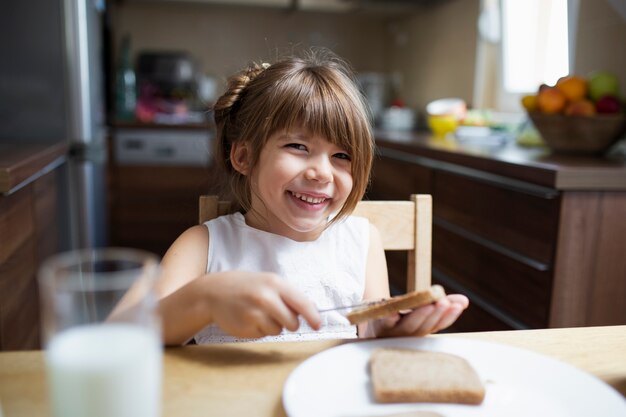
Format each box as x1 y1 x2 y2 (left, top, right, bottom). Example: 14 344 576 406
193 212 369 344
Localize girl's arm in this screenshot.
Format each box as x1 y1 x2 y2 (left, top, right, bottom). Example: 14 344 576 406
155 226 321 345
357 223 468 339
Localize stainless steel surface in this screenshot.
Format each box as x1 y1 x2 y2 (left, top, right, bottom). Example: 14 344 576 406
114 128 212 166
2 0 109 251
62 0 107 147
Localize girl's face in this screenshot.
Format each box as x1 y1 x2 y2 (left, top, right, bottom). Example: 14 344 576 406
243 128 353 241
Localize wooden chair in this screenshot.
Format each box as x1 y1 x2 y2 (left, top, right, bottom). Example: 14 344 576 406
198 194 432 292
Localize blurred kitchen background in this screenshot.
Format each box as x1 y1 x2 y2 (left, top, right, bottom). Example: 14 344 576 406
1 0 625 350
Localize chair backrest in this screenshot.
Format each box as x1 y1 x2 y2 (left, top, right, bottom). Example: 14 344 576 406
198 194 432 292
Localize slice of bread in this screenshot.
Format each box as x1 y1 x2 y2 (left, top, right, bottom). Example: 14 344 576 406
346 285 446 325
370 347 485 405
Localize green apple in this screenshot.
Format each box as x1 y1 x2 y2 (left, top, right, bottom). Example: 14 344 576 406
588 71 620 102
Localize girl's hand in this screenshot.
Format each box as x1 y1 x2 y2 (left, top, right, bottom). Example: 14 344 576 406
371 294 469 338
202 271 321 339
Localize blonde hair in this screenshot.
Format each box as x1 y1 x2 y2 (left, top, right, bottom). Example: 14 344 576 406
213 49 374 222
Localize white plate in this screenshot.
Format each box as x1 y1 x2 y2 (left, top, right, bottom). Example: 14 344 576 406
283 337 626 417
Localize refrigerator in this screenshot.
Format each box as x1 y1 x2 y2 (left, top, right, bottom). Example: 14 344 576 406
1 0 109 250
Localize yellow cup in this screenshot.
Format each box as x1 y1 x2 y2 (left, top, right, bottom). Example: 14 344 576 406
427 114 459 137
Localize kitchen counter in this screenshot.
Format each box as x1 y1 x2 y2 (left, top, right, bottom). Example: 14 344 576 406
0 142 68 194
374 130 626 190
370 130 626 332
0 141 67 350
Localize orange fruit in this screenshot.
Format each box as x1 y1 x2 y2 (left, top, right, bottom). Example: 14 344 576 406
556 75 588 102
537 87 567 114
564 99 596 116
521 94 538 112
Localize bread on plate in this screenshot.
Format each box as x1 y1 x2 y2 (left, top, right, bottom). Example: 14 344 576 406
370 347 485 405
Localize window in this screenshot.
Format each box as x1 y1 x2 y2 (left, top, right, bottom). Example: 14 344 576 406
501 0 569 93
474 0 574 112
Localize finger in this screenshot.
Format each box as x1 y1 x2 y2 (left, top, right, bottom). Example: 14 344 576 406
265 299 301 332
373 313 401 335
447 294 469 309
415 298 450 336
388 303 435 336
434 304 463 332
279 284 321 330
256 316 284 336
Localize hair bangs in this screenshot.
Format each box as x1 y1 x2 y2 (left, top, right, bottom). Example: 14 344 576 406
264 69 367 158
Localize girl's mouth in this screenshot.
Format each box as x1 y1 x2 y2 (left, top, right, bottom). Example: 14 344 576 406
289 191 328 204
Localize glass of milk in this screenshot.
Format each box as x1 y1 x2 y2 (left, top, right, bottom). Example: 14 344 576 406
38 248 162 417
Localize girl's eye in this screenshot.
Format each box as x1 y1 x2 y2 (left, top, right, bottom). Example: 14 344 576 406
334 152 351 161
286 143 307 151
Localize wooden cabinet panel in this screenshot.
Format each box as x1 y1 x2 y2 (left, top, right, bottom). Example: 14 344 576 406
0 187 34 263
433 171 560 265
443 300 513 333
32 171 59 262
372 135 626 331
0 236 39 350
370 157 432 199
109 165 220 256
550 191 626 327
0 145 64 351
433 224 552 328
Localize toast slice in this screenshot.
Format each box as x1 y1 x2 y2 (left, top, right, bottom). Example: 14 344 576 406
370 347 485 405
346 285 446 325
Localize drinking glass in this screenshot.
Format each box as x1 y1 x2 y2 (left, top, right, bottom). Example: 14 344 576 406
38 248 162 417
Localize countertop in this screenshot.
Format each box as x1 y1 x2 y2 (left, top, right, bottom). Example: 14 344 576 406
0 142 68 194
374 130 626 190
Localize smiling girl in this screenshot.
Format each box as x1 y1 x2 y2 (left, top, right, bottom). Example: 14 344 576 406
155 49 468 345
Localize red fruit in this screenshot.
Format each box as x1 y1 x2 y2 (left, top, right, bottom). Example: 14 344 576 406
595 95 622 114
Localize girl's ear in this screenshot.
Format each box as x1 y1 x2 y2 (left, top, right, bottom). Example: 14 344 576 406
230 142 251 175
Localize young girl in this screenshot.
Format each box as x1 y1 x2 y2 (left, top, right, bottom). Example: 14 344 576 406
155 49 468 345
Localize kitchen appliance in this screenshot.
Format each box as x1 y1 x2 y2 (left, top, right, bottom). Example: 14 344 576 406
114 128 212 167
134 51 206 124
1 0 108 250
136 51 197 95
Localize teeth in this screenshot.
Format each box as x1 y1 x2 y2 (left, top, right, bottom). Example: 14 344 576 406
291 192 326 204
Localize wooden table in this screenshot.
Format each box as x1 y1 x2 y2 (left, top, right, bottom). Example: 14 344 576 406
1 326 624 416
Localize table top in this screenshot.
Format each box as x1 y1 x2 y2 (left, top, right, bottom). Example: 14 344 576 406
1 325 624 417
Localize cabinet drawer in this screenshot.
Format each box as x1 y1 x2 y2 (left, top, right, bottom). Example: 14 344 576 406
371 157 432 199
433 224 552 328
433 171 560 265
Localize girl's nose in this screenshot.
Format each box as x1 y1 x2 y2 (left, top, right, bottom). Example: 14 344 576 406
304 155 333 183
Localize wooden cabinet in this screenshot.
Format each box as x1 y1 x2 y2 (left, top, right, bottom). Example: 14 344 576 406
109 165 219 256
370 132 626 332
0 143 66 350
108 125 220 256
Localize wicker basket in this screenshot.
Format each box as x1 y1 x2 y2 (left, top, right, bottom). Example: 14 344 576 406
529 112 626 155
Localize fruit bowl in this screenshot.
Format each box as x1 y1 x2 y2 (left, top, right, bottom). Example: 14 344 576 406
528 112 626 155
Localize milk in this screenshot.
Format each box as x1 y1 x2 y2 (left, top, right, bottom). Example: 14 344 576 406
46 323 162 417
